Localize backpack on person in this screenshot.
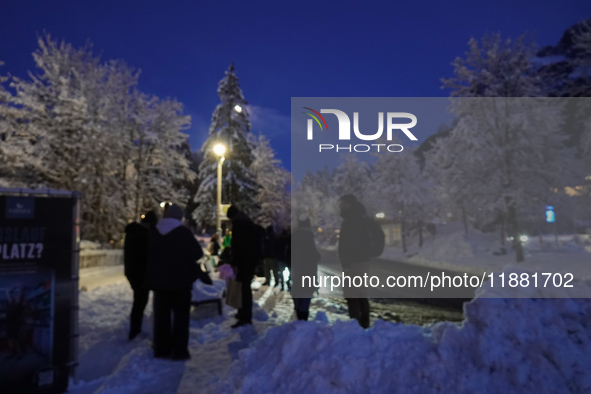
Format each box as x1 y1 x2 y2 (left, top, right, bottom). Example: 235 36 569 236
364 216 385 258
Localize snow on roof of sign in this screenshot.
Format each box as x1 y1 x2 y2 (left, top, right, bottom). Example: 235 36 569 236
0 187 81 198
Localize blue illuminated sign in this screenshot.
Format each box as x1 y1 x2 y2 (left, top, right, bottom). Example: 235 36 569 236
545 206 555 223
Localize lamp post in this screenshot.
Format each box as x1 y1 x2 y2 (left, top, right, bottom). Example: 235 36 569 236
213 143 226 240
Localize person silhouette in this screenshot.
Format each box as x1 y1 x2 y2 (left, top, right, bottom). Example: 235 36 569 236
338 194 371 329
291 216 320 320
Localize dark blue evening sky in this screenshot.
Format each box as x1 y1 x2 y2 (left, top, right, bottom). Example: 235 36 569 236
1 1 590 169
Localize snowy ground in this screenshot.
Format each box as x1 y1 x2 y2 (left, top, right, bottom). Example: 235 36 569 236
69 267 591 394
376 223 591 279
68 226 591 393
69 274 355 394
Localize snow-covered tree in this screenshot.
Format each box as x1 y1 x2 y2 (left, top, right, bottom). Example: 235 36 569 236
537 18 591 98
5 37 124 239
435 33 578 262
126 92 194 220
443 33 542 97
0 61 32 187
250 134 290 228
575 22 591 221
193 64 259 225
292 169 339 237
0 35 196 242
574 20 591 168
332 155 372 204
373 146 435 251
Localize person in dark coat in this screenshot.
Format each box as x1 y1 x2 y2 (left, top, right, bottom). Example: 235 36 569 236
292 217 321 320
338 194 371 329
146 204 211 360
226 205 259 328
124 210 158 340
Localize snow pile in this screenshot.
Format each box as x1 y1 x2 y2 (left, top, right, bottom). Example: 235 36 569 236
381 223 507 274
193 278 226 302
218 286 591 393
77 347 186 394
411 223 501 261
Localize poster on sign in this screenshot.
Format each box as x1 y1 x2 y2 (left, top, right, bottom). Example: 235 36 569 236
0 270 55 389
0 190 79 394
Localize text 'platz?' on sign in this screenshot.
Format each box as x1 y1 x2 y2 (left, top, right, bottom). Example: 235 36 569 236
0 226 46 260
302 108 417 153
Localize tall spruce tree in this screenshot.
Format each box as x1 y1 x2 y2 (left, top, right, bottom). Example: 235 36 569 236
193 64 259 225
250 134 290 228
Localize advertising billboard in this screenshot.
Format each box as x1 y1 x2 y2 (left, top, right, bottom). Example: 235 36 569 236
0 189 80 394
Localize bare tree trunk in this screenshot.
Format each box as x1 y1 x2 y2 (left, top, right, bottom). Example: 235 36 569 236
401 219 407 253
461 204 468 235
418 220 423 248
500 211 505 246
134 135 144 222
507 205 524 262
134 175 142 221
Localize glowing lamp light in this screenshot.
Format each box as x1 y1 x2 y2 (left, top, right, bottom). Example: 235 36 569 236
160 202 166 208
318 227 323 233
213 143 226 156
234 105 242 113
519 235 529 243
376 212 385 219
141 214 145 219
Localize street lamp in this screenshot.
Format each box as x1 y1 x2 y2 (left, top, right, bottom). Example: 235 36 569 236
213 143 226 240
213 143 226 157
234 105 242 113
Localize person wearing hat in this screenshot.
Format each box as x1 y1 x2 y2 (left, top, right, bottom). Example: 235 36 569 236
146 204 211 360
124 210 158 341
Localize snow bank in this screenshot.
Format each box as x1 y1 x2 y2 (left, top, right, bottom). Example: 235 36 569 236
377 223 591 278
377 223 508 275
218 282 591 394
414 222 502 260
